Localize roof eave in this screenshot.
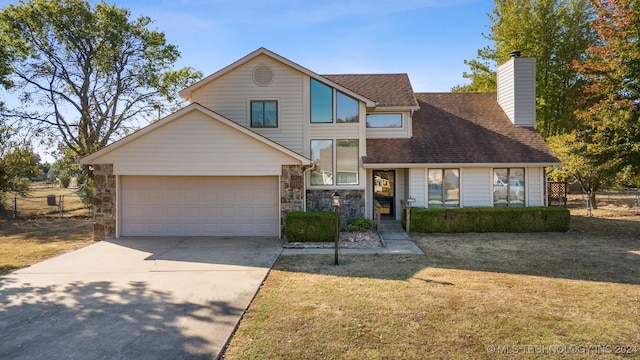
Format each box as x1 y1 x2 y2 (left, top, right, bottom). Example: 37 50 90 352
80 103 311 166
368 105 420 111
362 162 562 169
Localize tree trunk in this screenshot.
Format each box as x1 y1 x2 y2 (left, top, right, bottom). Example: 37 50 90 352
589 191 598 210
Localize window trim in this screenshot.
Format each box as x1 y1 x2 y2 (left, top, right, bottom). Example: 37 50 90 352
427 168 460 208
310 139 334 186
249 99 279 128
310 139 360 186
493 168 526 207
310 79 334 124
366 113 403 128
310 78 360 124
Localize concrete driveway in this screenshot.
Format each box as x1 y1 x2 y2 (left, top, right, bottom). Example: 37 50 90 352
0 237 283 360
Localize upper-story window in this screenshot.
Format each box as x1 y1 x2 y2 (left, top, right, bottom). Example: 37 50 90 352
250 100 278 128
311 79 333 123
310 79 359 123
366 113 402 128
337 92 358 123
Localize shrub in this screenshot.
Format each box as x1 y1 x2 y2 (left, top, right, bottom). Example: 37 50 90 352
345 217 372 232
59 175 71 188
285 211 337 242
409 207 570 233
77 178 94 208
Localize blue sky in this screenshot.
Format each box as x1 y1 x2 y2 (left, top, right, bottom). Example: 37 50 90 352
1 0 495 161
119 0 495 92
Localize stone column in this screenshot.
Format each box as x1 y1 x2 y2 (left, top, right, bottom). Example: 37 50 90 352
92 164 116 241
281 165 305 234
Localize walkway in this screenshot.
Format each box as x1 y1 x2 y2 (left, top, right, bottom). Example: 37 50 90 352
281 221 423 255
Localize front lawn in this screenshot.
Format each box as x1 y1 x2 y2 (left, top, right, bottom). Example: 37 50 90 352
222 211 640 359
0 218 93 275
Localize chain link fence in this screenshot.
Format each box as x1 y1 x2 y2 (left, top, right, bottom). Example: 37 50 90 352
567 188 640 216
0 193 92 219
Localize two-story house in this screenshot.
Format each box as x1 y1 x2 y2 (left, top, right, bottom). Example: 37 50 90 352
81 48 559 240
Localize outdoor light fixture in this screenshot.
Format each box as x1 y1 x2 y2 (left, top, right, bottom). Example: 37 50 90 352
407 196 416 207
332 191 341 207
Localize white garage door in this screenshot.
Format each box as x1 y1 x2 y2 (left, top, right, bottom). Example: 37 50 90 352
121 176 279 237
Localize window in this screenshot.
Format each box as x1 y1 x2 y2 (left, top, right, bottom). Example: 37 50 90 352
366 113 402 128
250 100 278 128
337 92 359 123
493 168 525 207
310 139 359 186
311 79 360 123
428 169 460 207
336 140 359 184
311 140 333 185
310 79 333 123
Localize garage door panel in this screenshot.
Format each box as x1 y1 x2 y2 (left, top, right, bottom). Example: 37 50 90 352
121 176 279 237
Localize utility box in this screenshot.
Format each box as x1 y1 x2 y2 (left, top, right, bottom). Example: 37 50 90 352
47 195 57 206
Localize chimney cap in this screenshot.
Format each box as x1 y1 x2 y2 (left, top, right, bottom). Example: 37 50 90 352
510 50 522 58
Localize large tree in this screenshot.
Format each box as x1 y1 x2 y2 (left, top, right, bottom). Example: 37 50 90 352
454 0 595 137
0 0 201 159
573 0 640 179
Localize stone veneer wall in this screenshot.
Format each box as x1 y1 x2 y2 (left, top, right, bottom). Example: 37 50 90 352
281 165 305 232
92 164 116 241
306 189 365 228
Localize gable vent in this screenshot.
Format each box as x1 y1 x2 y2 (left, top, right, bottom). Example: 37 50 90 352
252 65 274 86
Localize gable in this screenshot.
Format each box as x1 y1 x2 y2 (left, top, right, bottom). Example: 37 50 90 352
179 48 375 107
81 104 309 176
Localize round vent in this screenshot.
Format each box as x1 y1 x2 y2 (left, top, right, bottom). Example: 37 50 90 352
252 65 274 86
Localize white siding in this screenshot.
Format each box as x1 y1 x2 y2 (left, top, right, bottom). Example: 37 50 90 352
408 168 426 208
310 123 360 139
190 54 305 153
93 111 300 176
461 168 493 207
527 167 544 206
366 112 412 139
497 57 536 127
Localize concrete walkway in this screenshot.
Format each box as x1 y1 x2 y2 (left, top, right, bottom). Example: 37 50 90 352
281 221 424 255
0 237 283 360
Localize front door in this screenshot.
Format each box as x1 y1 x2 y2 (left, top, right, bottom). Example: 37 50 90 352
373 170 395 218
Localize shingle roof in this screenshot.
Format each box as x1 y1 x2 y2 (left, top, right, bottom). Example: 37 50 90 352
363 92 560 165
322 74 418 108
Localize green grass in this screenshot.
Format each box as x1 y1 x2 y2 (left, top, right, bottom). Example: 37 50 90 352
223 211 640 359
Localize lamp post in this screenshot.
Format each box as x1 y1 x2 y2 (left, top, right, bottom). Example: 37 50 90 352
332 191 340 265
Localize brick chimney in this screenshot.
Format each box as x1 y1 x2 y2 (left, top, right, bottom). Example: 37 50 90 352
497 51 536 128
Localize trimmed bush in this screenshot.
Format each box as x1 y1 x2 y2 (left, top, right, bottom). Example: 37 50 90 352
285 211 337 242
409 207 570 233
345 217 372 232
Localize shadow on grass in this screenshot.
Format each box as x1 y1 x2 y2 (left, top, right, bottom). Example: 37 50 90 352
0 277 240 359
274 216 640 285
